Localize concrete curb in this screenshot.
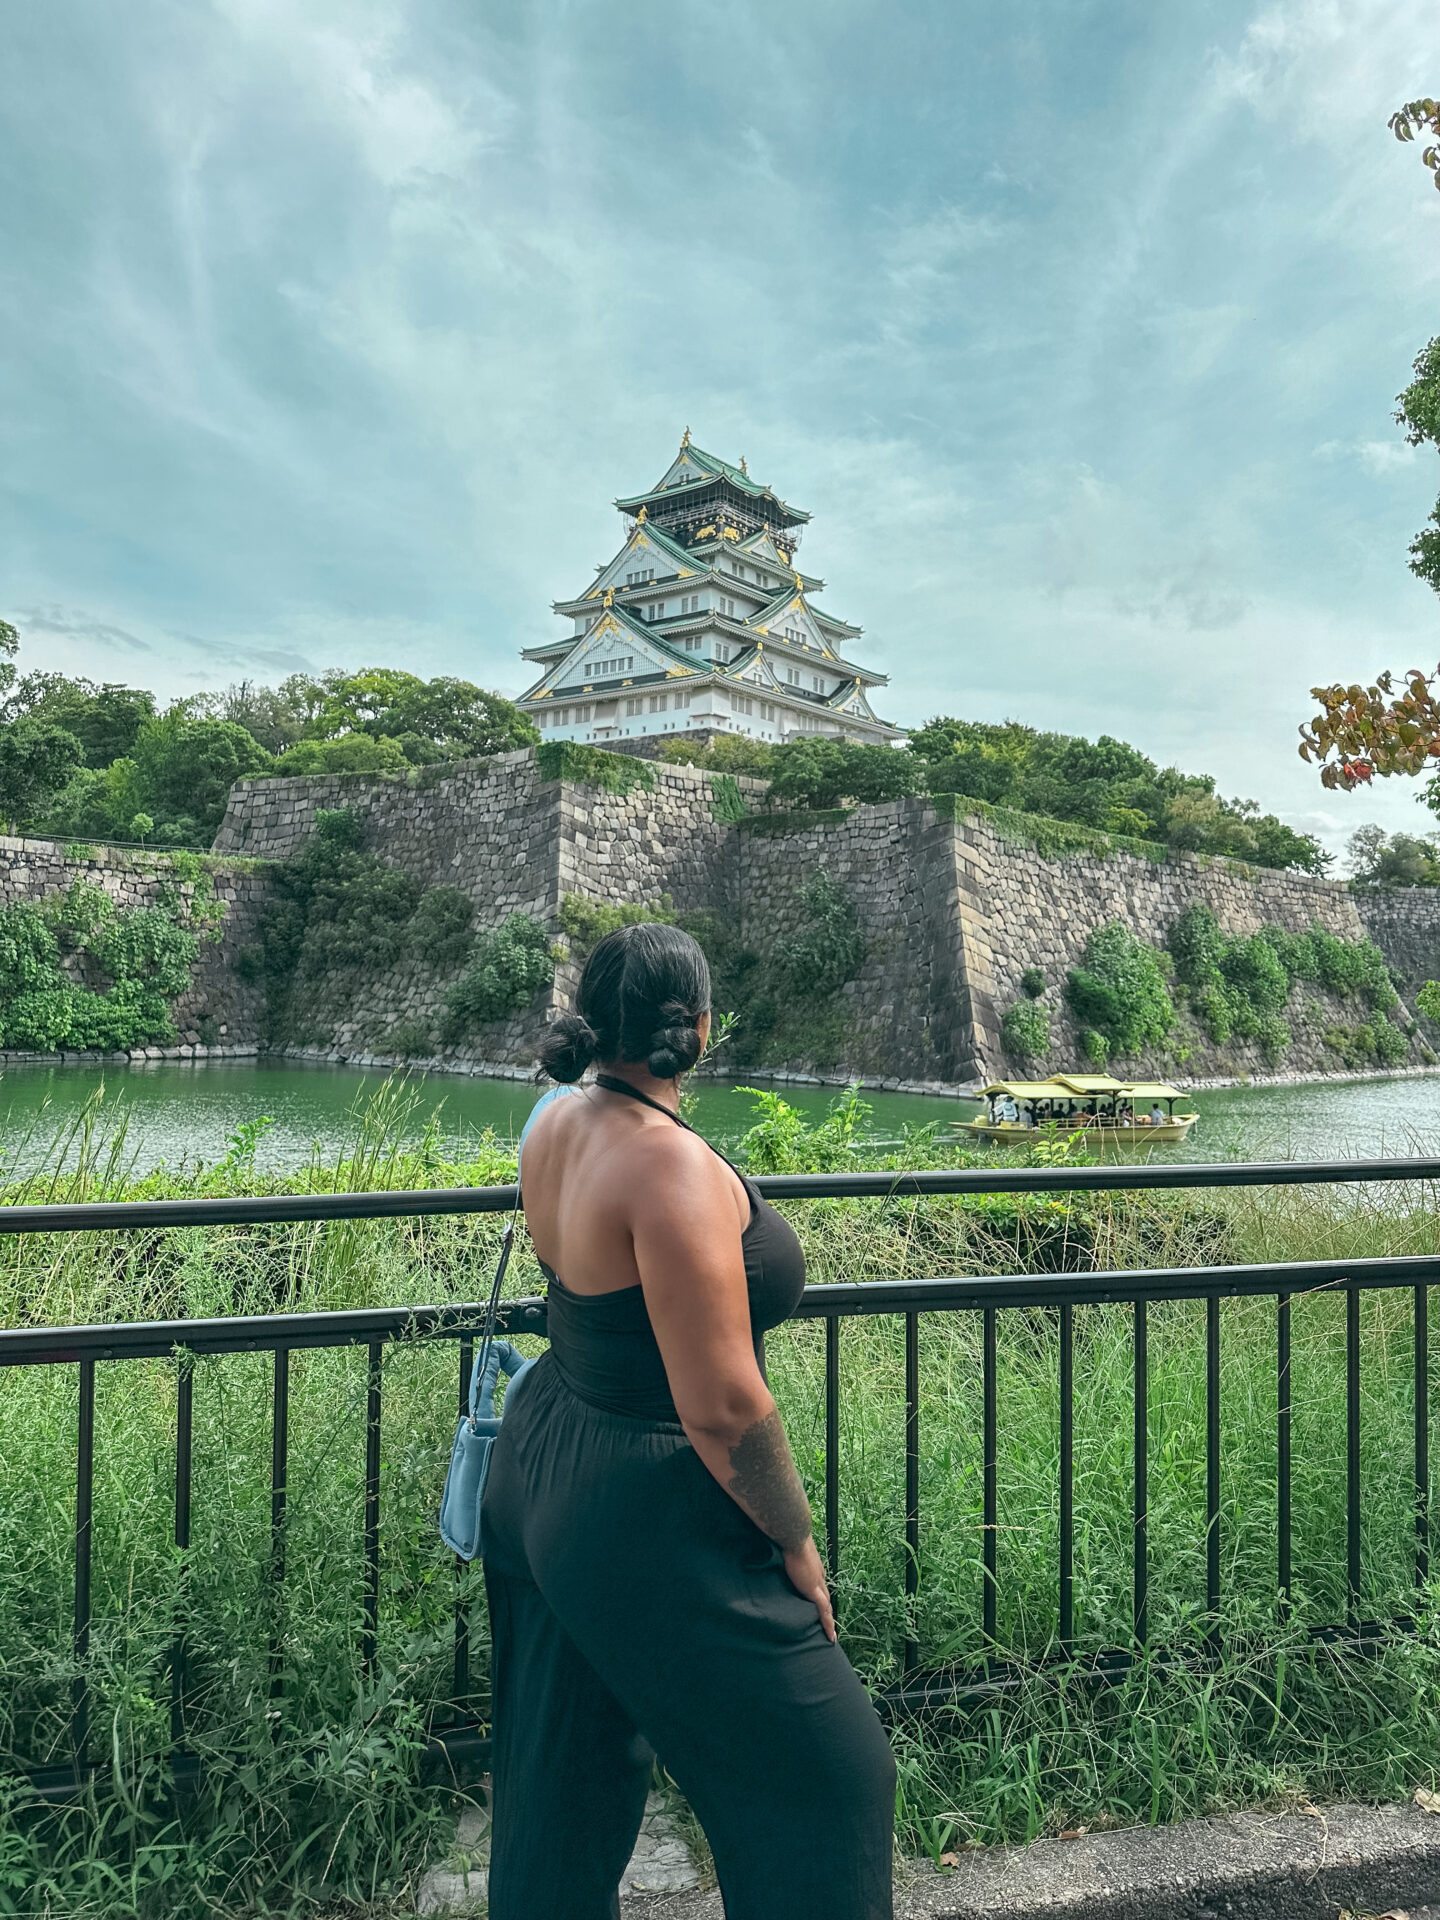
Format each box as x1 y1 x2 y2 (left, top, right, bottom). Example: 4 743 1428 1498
623 1801 1440 1920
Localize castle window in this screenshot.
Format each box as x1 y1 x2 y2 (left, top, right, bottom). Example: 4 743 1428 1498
648 693 669 714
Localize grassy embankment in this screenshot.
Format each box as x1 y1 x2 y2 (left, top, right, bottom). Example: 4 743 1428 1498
2 1079 1439 1914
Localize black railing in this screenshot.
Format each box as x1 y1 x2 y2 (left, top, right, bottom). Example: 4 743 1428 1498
5 1153 1440 1794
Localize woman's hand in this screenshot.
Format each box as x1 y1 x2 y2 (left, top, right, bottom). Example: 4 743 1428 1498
783 1536 836 1643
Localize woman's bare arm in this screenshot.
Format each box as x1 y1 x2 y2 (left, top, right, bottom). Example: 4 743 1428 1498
628 1129 834 1638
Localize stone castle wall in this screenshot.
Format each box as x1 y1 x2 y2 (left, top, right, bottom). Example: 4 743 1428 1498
940 814 1385 1083
1351 888 1440 994
213 753 760 1072
11 754 1440 1086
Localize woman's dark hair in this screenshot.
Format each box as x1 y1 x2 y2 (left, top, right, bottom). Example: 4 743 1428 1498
539 922 711 1084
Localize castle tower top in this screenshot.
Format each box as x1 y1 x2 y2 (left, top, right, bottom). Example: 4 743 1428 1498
614 436 810 561
515 438 903 754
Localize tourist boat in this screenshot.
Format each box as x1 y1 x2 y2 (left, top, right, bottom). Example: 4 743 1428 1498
958 1075 1199 1145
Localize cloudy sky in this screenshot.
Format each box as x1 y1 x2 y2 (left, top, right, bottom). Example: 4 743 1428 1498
3 0 1437 856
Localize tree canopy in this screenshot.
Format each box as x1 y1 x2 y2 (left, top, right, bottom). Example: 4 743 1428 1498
16 654 539 845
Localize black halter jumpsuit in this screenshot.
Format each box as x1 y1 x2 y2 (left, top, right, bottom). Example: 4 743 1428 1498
481 1078 895 1920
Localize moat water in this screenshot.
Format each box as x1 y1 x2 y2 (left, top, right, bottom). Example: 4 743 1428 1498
5 1057 1440 1175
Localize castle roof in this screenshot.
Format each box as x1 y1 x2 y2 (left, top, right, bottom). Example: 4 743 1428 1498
616 437 809 530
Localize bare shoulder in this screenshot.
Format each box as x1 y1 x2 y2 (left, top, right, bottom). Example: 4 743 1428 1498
626 1118 747 1219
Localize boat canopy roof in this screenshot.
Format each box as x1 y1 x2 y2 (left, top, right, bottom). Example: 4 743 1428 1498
979 1075 1187 1102
978 1080 1071 1100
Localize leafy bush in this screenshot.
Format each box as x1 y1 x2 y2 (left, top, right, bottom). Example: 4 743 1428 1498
659 733 775 776
0 873 207 1051
1417 980 1440 1022
1064 922 1174 1057
272 733 410 777
1168 903 1227 989
559 892 674 959
408 886 475 966
767 738 924 810
1219 933 1289 1017
441 914 555 1037
1001 1001 1049 1060
770 870 865 998
536 740 655 795
1309 928 1397 1010
1080 1026 1109 1064
1019 967 1045 999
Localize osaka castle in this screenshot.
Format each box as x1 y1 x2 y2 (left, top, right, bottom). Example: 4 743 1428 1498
516 434 903 749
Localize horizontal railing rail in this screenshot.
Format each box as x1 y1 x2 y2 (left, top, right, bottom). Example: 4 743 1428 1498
4 1252 1440 1363
5 1154 1438 1798
6 1150 1440 1235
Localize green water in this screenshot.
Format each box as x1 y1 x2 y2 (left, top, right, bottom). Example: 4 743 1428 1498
4 1057 1440 1174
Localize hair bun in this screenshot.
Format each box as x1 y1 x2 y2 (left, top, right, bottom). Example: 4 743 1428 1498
646 1000 703 1079
538 1011 599 1084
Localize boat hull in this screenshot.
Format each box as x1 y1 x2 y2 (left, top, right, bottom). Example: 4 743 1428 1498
960 1116 1198 1146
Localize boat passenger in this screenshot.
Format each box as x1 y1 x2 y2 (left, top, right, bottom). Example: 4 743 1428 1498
1149 1103 1166 1126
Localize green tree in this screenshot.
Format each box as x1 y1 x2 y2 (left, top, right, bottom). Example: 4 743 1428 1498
1396 337 1440 596
0 720 85 831
273 734 410 776
296 668 539 760
125 712 274 844
768 738 924 809
4 674 156 766
1348 824 1440 885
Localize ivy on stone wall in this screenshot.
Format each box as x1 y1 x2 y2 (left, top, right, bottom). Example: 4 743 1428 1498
708 774 749 824
929 791 1168 862
535 741 655 797
1000 1001 1049 1060
0 871 216 1051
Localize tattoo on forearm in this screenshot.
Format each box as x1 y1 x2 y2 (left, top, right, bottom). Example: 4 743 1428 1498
726 1410 813 1551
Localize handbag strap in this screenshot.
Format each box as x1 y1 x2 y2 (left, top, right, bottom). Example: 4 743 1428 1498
469 1155 523 1425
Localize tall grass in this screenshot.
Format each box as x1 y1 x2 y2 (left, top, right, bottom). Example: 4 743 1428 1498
2 1079 1439 1912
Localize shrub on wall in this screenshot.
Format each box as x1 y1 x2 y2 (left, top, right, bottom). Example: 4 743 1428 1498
0 873 210 1052
1064 921 1175 1058
441 915 555 1038
1165 904 1402 1061
559 893 676 959
408 887 475 966
239 809 491 1041
681 869 866 1073
708 772 749 824
1019 967 1045 999
770 870 865 999
535 740 655 796
1001 1001 1049 1060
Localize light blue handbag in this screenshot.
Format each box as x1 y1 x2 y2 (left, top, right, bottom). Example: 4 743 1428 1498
438 1088 572 1561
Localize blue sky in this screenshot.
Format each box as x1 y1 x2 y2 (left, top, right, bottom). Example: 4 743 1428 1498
2 0 1436 858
